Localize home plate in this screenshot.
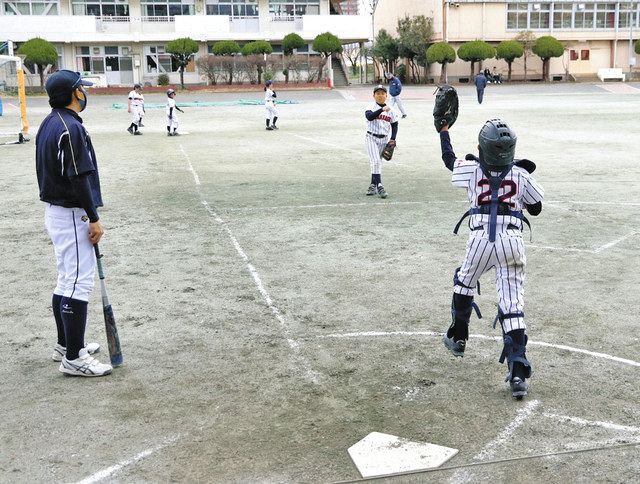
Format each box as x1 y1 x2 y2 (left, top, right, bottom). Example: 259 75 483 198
348 432 458 478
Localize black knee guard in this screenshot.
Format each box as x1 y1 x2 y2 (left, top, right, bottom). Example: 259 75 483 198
448 268 482 340
499 329 532 380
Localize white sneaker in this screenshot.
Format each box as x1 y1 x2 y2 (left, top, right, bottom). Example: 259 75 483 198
52 342 100 362
59 348 112 377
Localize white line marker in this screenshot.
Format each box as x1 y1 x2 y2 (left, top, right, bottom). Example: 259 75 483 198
292 134 404 166
450 401 539 483
528 244 593 253
181 145 320 384
223 200 450 212
547 200 640 206
474 400 540 461
75 435 180 484
317 331 640 367
543 413 640 433
593 231 637 253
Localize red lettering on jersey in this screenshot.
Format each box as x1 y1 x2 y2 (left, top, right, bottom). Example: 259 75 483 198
477 179 517 207
377 114 392 122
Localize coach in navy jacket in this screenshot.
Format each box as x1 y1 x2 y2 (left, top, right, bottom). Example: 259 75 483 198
385 72 407 118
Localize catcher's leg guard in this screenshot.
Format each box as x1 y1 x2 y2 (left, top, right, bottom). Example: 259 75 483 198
499 328 532 399
444 269 483 357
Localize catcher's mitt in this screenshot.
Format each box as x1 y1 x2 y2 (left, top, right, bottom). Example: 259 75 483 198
433 85 459 132
381 140 396 161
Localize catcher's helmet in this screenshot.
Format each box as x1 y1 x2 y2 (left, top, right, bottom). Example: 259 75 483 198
478 119 517 170
134 83 142 89
167 88 176 97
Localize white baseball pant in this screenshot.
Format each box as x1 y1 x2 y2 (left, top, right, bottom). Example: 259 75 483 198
45 204 96 302
365 134 389 174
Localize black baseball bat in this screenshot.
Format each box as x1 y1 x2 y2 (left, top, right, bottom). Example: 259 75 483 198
94 244 123 367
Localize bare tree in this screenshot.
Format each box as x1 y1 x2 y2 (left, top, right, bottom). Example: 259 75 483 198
342 42 361 77
515 30 537 81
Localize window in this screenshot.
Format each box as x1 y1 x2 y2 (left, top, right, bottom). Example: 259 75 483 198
507 3 530 30
580 49 590 60
269 0 320 17
72 0 129 17
617 2 637 28
570 49 578 60
75 45 132 74
145 44 179 73
141 0 194 18
529 3 550 29
2 0 59 15
595 2 615 28
574 2 595 29
206 0 258 16
553 2 573 29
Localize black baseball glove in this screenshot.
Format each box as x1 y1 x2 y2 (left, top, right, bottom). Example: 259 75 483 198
433 85 459 132
381 140 396 161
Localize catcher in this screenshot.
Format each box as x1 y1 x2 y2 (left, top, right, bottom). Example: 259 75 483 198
433 85 545 400
364 84 399 198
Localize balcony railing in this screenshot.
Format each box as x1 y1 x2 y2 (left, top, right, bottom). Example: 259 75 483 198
97 15 130 23
142 16 175 22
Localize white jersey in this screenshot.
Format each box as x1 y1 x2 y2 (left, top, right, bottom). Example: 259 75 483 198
128 91 144 108
166 97 176 115
365 102 398 137
265 88 276 104
452 159 544 230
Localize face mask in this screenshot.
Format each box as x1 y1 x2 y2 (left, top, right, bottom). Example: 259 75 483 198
75 87 88 112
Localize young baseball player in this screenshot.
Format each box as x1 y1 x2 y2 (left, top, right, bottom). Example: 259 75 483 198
36 70 112 377
264 80 278 130
127 83 144 135
364 85 398 198
166 88 184 136
386 72 407 118
439 119 544 399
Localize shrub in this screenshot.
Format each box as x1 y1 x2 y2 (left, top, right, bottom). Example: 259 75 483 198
157 73 170 86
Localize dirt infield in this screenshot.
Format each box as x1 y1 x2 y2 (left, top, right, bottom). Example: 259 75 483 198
0 83 638 482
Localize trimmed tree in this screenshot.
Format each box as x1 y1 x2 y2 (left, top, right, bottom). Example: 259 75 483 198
457 40 496 78
283 33 306 83
532 35 564 81
17 37 58 89
396 15 434 83
242 40 272 84
166 37 199 89
495 40 524 82
372 29 399 78
426 42 456 84
515 30 536 80
212 40 241 84
312 32 343 82
635 39 640 55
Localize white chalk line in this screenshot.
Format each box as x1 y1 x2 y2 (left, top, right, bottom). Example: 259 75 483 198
181 144 320 385
316 331 640 367
292 133 405 166
449 400 539 483
543 413 640 433
74 435 181 484
593 230 637 253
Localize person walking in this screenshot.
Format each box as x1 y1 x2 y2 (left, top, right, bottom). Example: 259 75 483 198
474 71 488 104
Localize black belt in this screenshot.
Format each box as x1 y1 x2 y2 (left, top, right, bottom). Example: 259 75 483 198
471 224 521 231
367 131 386 139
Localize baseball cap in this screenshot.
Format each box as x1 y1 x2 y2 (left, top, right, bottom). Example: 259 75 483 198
373 84 387 93
45 70 93 98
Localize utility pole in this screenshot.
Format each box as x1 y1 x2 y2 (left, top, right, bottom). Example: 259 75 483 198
367 0 380 83
630 8 636 76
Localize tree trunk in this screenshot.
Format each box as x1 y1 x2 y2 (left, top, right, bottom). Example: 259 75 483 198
180 67 185 89
440 63 447 84
543 59 548 81
38 65 45 92
507 61 513 81
470 61 475 78
524 54 528 81
257 65 263 84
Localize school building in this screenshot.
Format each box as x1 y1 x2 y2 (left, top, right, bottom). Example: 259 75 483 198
0 0 368 86
374 0 639 80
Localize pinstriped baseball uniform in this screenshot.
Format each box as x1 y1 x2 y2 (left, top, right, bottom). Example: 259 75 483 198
452 158 544 333
128 89 144 126
365 102 398 174
265 88 278 123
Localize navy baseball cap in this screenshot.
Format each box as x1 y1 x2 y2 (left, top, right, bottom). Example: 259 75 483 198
373 84 387 93
45 70 93 98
